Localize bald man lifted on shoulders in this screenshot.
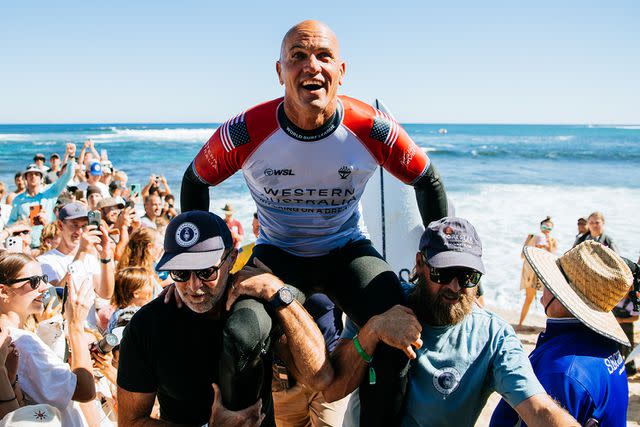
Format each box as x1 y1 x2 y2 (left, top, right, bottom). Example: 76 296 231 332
181 20 449 427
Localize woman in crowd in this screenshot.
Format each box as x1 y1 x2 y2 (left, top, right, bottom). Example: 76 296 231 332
517 216 557 329
117 227 169 291
33 223 60 257
107 267 154 333
0 252 95 426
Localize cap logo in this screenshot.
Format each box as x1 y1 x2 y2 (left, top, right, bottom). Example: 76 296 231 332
444 226 454 235
175 222 200 247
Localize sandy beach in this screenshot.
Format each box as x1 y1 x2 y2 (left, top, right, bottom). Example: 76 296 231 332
475 305 640 426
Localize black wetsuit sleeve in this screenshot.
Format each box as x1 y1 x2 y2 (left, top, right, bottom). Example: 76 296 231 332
180 162 211 212
413 163 448 227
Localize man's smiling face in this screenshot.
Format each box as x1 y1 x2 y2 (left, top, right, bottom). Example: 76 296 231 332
277 21 345 117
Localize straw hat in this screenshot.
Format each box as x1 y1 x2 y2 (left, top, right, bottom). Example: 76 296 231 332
222 203 234 214
524 240 633 346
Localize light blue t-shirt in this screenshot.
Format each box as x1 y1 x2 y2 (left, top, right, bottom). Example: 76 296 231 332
341 305 544 427
9 163 74 246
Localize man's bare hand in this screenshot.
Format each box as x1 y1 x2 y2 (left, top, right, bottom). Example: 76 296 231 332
370 305 423 359
209 383 264 427
161 283 184 308
226 258 281 311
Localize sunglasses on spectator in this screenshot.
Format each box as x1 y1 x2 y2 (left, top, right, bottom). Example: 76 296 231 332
422 254 481 288
12 230 30 236
541 225 553 231
3 274 48 290
169 252 231 283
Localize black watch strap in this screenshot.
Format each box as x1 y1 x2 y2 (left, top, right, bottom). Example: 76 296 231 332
268 287 294 311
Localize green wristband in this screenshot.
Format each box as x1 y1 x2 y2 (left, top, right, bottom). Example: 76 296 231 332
353 335 373 363
353 335 376 385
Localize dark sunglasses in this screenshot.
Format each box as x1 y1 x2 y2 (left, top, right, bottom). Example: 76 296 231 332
422 254 481 288
3 274 48 290
12 230 30 236
169 252 231 283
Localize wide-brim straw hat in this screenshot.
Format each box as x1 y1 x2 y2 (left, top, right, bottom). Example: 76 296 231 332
524 240 633 346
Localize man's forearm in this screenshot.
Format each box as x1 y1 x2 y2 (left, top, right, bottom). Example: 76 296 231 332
95 261 115 299
516 394 579 427
323 318 381 402
277 300 334 391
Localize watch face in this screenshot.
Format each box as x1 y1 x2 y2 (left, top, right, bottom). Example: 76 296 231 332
279 287 294 305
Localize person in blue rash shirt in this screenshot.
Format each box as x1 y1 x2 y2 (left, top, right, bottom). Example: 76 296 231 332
490 241 633 427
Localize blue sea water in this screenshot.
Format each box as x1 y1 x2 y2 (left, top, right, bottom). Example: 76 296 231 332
1 123 638 306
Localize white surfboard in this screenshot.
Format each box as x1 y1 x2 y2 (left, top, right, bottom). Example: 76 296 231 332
360 99 425 280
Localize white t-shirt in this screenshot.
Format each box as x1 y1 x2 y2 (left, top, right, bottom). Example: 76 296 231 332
38 249 101 328
139 215 157 229
9 327 88 427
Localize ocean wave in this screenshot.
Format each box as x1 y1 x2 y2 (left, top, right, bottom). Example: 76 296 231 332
90 127 216 142
0 134 31 141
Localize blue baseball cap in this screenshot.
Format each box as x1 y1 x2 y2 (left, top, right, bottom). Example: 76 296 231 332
156 211 233 271
89 162 102 176
419 217 485 274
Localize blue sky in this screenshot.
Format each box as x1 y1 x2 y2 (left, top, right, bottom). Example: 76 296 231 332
1 1 638 124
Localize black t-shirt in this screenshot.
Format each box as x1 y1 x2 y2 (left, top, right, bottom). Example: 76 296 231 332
117 297 224 425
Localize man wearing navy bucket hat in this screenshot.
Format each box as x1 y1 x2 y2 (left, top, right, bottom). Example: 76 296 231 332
327 217 578 427
116 211 332 427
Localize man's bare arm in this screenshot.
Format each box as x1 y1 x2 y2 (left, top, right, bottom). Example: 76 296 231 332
515 393 579 427
228 259 334 391
117 388 176 426
323 305 422 402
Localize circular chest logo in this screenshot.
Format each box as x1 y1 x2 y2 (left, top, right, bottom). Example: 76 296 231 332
433 367 461 396
175 222 199 247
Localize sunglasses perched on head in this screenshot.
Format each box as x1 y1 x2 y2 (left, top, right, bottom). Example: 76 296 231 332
421 254 481 288
3 274 48 290
169 252 231 283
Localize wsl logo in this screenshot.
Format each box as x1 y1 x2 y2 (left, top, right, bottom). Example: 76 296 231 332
338 165 352 179
264 168 295 176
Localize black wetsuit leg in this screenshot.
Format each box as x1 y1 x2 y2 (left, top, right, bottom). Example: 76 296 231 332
323 239 408 427
221 241 407 427
218 244 309 425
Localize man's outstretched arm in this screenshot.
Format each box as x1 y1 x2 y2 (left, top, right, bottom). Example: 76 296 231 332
180 162 210 212
515 394 579 427
413 163 448 226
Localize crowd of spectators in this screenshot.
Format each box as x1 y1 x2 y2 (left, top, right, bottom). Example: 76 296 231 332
0 139 186 425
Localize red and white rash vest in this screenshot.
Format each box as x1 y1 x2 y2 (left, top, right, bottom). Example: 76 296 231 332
192 95 430 257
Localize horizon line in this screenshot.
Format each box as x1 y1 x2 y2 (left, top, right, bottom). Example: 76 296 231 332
1 121 638 127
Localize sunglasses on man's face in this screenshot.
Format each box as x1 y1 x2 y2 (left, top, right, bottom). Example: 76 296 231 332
3 274 48 290
421 255 481 288
169 252 231 283
12 230 30 236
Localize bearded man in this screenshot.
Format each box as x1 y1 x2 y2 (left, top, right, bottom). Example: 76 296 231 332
323 217 579 427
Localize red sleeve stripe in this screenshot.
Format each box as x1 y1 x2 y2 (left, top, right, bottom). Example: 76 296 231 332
220 112 246 152
374 109 400 148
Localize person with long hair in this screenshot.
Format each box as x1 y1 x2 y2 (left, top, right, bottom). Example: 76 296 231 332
0 252 95 426
517 216 557 329
107 267 154 333
117 227 168 290
33 223 60 257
